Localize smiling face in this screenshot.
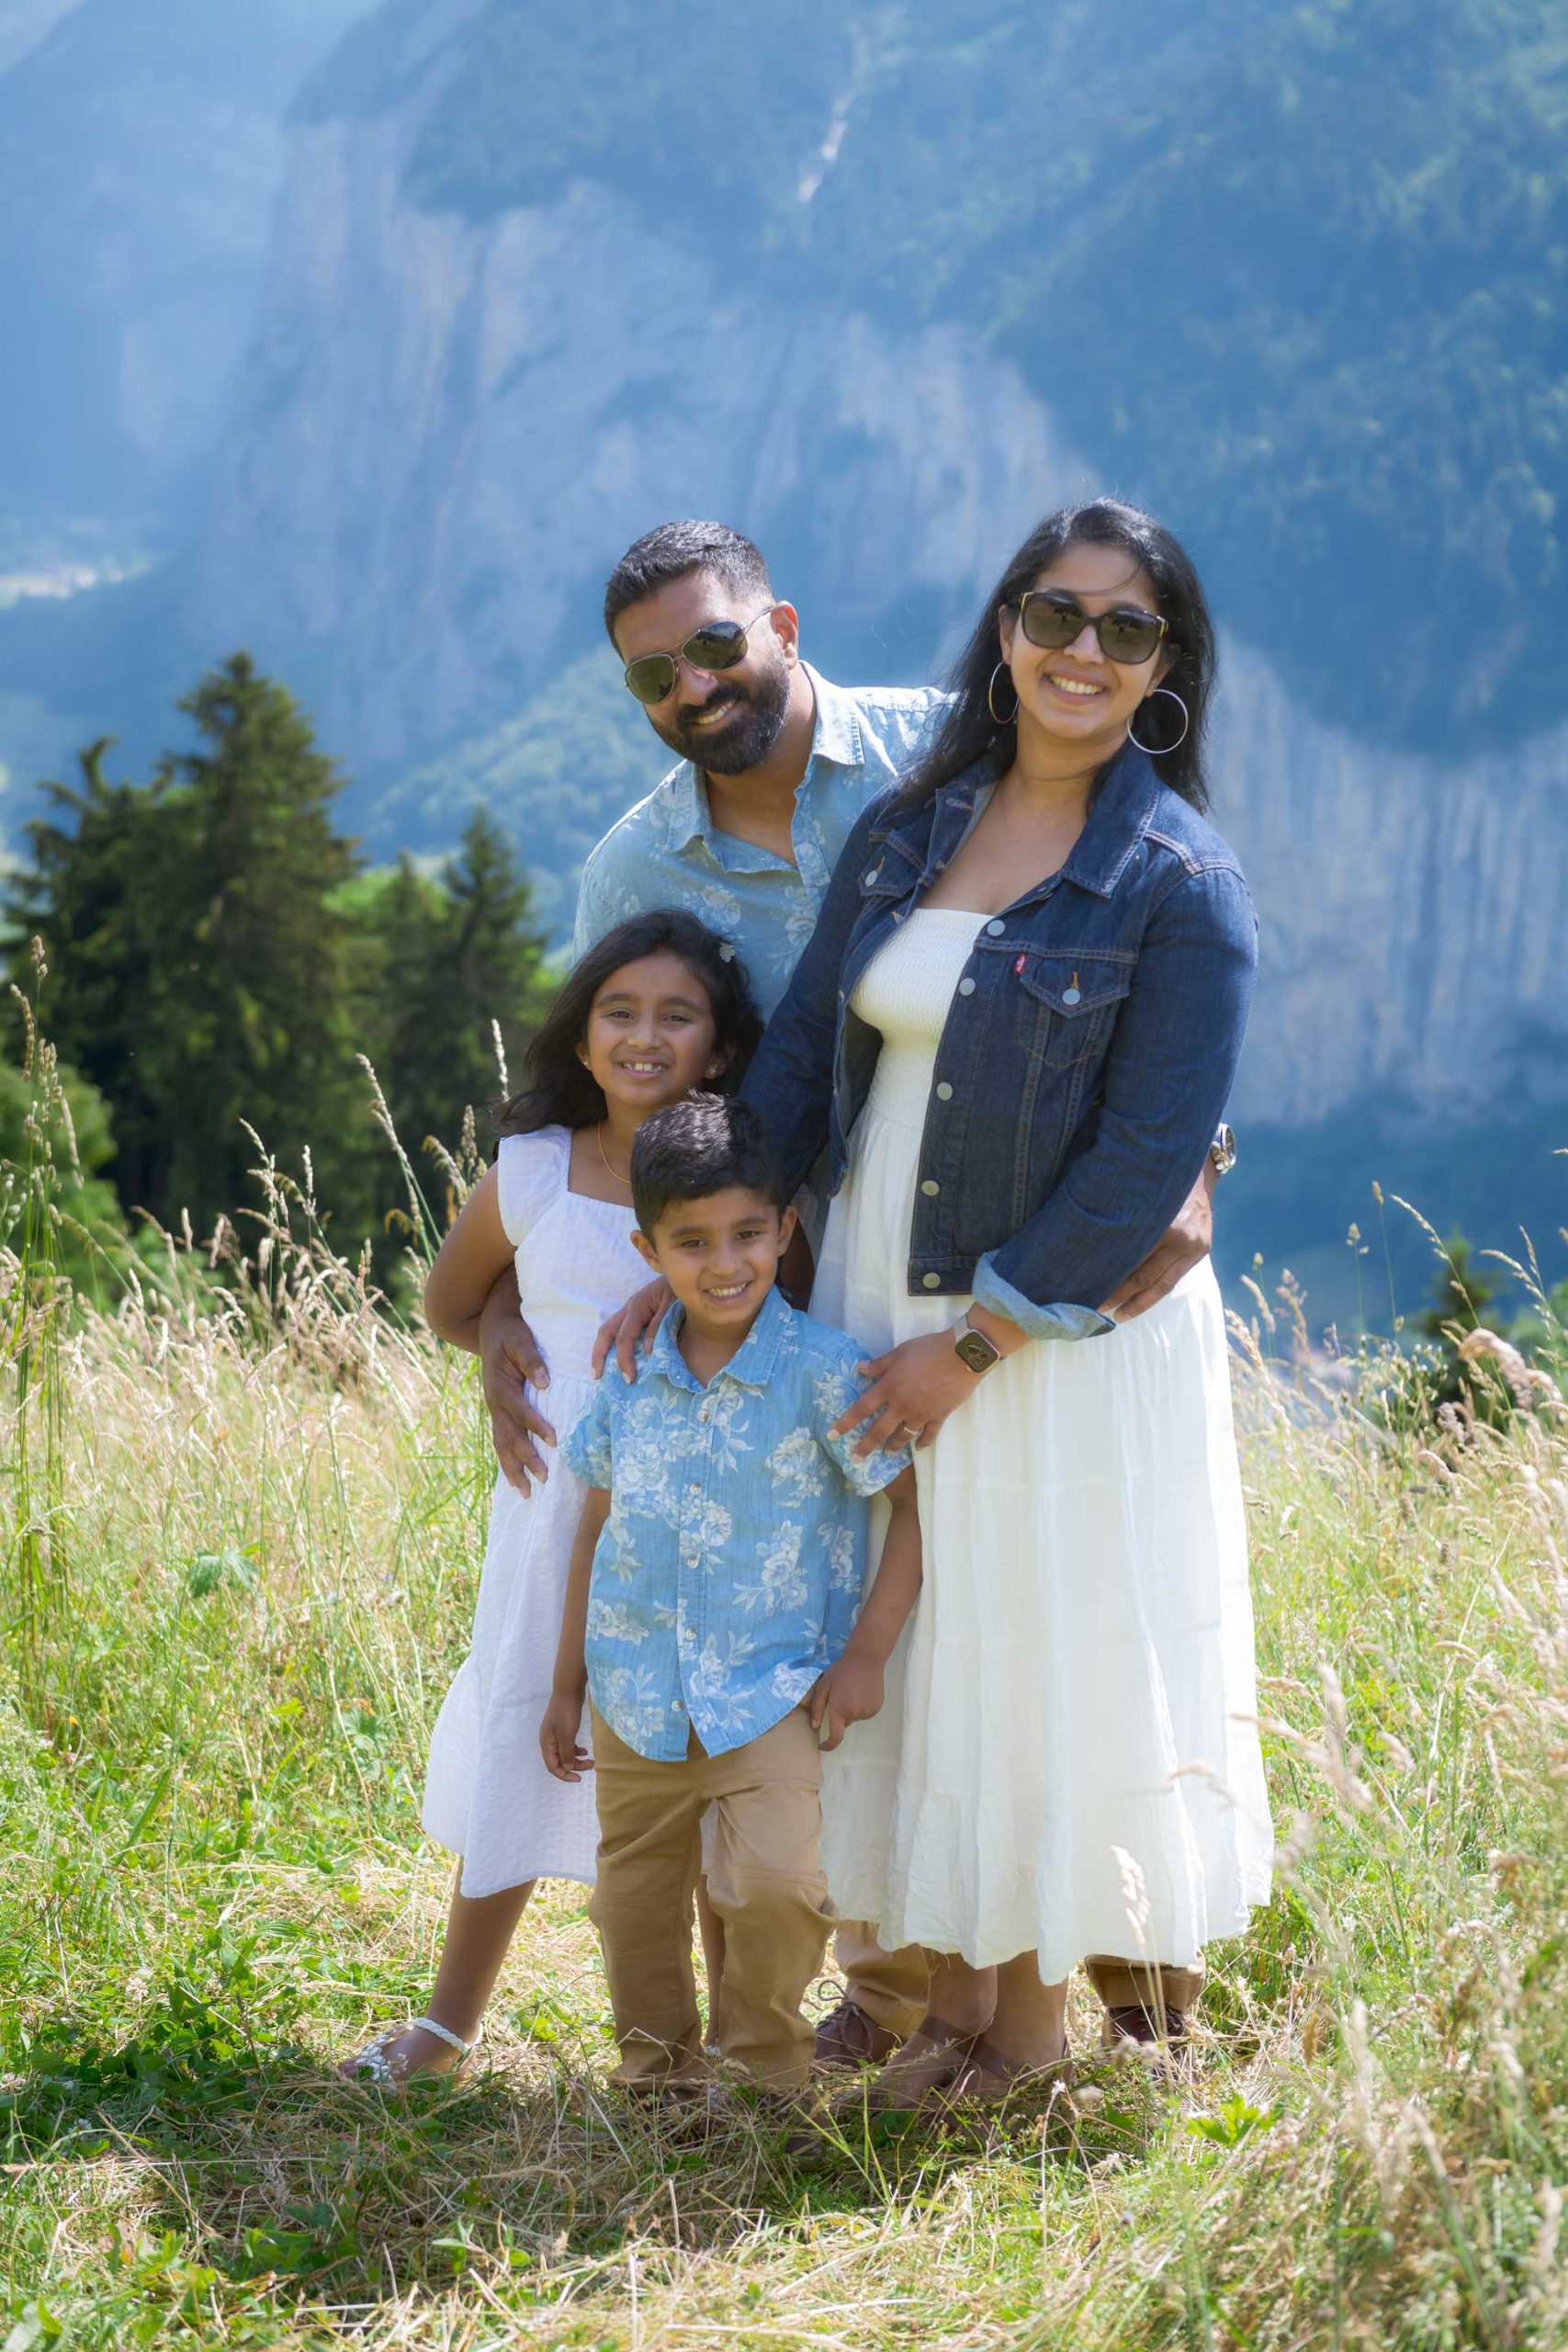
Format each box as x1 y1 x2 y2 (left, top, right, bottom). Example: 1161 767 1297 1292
633 1184 795 1335
999 539 1172 762
577 951 728 1118
612 568 796 775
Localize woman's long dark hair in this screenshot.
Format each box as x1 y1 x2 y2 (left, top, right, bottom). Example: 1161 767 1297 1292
496 910 764 1136
906 499 1218 812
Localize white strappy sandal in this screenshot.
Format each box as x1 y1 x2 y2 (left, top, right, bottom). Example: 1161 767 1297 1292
344 2014 480 2089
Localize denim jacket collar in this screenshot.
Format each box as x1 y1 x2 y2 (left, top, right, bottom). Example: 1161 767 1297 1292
647 1282 793 1393
662 666 861 854
913 739 1164 901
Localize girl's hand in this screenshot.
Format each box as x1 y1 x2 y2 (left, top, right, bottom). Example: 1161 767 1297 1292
807 1652 886 1750
592 1277 675 1382
830 1331 986 1460
540 1690 592 1782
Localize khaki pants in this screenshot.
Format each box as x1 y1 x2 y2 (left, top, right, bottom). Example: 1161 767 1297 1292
589 1704 834 2091
1082 1953 1206 2014
838 1928 1204 2030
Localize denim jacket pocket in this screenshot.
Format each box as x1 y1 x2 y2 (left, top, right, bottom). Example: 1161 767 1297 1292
1011 953 1133 1069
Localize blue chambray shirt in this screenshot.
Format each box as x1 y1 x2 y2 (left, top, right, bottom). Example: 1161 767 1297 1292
572 666 946 1018
559 1285 911 1761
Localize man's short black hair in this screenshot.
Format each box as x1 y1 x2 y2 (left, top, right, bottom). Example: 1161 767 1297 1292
604 521 773 643
630 1093 787 1237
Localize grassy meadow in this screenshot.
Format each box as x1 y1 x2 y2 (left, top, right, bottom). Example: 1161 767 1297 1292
3 1057 1568 2349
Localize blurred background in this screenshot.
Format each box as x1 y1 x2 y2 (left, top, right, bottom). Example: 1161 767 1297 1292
0 0 1562 1332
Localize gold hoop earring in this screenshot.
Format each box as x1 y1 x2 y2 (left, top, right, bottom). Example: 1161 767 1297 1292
987 662 1019 726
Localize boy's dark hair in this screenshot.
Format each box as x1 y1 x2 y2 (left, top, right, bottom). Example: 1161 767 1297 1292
604 521 773 643
496 910 763 1136
630 1093 787 1237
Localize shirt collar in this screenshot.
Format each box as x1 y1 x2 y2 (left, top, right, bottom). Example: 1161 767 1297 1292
658 664 864 856
647 1283 794 1395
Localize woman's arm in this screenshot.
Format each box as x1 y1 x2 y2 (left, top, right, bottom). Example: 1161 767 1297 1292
423 1163 523 1352
740 788 900 1192
972 861 1256 1336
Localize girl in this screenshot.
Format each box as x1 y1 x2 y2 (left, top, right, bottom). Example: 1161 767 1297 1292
342 910 763 2086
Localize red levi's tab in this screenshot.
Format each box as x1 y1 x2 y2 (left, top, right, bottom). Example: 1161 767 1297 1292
1015 954 1027 976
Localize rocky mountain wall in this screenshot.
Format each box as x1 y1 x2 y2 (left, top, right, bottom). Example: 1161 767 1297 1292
198 89 1568 1134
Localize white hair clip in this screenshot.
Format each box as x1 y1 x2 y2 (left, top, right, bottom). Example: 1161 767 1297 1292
719 943 736 962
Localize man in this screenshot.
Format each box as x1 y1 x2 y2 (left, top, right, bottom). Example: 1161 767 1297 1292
479 519 1223 2065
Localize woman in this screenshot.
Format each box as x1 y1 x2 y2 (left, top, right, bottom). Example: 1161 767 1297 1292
740 499 1272 2103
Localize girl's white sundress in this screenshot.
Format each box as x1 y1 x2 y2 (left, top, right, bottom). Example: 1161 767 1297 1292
422 1126 649 1897
815 910 1273 1982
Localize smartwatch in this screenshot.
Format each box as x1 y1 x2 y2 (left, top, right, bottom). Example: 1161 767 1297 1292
953 1312 1002 1375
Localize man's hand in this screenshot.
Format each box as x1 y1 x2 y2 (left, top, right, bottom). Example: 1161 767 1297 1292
479 1266 556 1494
539 1689 592 1782
592 1276 675 1382
807 1651 886 1751
1100 1159 1216 1322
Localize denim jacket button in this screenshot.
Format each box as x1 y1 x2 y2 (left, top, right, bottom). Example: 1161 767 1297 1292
920 1179 940 1197
864 865 880 886
935 1081 953 1102
921 1272 942 1289
958 977 976 996
986 918 1005 936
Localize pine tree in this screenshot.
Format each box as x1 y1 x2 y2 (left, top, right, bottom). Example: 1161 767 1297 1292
10 656 376 1243
367 811 550 1205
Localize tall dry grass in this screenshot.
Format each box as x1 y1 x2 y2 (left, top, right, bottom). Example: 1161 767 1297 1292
2 1027 1566 2348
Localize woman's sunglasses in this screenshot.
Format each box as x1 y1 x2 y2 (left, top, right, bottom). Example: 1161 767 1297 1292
1015 588 1168 667
622 604 778 706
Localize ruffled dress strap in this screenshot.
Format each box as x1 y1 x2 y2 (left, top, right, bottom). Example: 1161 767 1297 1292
495 1126 570 1250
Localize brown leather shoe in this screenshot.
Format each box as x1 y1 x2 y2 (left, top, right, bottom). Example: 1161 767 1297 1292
1102 2004 1190 2063
813 1996 904 2071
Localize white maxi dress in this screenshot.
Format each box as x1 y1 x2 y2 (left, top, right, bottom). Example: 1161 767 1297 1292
814 910 1273 1982
422 1126 650 1896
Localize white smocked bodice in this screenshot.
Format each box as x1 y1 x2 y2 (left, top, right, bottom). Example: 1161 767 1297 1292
852 908 983 1132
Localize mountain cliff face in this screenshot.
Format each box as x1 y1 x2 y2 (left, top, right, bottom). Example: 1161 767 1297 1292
197 0 1568 1134
0 0 369 526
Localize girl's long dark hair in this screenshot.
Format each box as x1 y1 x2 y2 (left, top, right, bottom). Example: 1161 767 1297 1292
496 910 764 1136
906 499 1218 813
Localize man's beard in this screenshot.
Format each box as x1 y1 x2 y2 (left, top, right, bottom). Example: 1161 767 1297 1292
654 659 792 775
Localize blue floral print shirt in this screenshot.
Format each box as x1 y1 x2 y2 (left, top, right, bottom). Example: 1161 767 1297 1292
559 1285 911 1761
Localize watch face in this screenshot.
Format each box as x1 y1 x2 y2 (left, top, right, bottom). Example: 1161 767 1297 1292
954 1330 999 1374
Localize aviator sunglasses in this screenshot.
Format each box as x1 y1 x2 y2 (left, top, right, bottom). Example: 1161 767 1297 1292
1015 587 1168 667
622 603 779 706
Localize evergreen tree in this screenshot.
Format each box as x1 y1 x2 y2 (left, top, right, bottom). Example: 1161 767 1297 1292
10 655 375 1243
367 811 550 1201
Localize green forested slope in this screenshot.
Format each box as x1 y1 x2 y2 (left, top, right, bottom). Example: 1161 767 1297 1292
316 0 1567 757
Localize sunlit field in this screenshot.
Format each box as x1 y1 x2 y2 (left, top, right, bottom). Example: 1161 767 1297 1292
4 1057 1566 2350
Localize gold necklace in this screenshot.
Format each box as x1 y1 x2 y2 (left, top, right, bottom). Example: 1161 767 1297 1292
595 1124 632 1188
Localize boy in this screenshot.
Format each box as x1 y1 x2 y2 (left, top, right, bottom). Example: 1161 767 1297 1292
540 1094 920 2097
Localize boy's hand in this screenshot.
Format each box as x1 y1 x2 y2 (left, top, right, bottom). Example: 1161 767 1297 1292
807 1652 886 1751
540 1690 592 1781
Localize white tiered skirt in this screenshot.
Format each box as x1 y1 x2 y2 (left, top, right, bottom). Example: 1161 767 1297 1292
814 1034 1272 1981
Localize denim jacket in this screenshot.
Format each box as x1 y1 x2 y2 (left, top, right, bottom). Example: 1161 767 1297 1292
740 741 1257 1340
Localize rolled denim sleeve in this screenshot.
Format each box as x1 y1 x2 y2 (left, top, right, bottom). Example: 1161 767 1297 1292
740 790 897 1195
973 862 1257 1339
